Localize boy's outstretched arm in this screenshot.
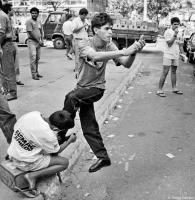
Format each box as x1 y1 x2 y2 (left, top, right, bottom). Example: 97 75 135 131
117 36 145 68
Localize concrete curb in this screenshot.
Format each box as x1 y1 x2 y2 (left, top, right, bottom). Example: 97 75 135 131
26 59 143 200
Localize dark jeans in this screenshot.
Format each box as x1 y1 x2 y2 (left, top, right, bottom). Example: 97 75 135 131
63 87 109 159
0 93 16 144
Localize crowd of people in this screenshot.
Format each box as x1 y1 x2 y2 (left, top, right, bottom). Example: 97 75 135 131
0 0 187 198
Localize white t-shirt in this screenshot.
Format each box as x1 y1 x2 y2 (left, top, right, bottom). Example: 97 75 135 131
7 111 60 163
163 28 183 59
72 16 89 39
62 20 73 36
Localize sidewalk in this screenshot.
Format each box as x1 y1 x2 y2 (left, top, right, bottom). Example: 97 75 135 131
0 46 143 200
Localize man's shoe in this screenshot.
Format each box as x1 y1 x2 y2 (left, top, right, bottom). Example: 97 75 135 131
37 74 43 78
6 93 17 101
89 158 111 173
32 76 39 80
16 81 24 85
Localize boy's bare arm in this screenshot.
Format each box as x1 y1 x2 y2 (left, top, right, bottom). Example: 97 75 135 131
58 133 77 153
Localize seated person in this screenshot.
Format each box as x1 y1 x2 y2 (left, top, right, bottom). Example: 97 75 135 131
7 110 76 197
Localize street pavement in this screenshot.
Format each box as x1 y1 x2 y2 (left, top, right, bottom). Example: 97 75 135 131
0 42 142 199
48 41 195 200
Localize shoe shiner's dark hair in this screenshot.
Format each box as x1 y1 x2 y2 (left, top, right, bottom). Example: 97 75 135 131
30 7 39 14
91 13 113 35
49 110 74 130
0 0 2 9
79 8 88 15
171 17 180 25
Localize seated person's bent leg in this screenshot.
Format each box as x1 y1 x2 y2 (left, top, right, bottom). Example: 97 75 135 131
24 156 69 189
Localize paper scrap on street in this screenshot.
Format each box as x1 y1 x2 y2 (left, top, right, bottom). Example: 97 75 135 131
109 114 113 119
166 153 175 158
117 105 122 108
104 120 108 124
125 162 129 171
128 134 135 138
148 91 152 94
113 117 119 121
119 99 123 102
107 134 115 138
129 86 134 90
125 91 129 94
128 153 136 161
76 184 81 189
84 193 90 197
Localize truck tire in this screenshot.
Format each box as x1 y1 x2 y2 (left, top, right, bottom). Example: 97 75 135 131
53 37 65 49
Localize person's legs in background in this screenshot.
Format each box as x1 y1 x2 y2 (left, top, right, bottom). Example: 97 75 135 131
35 45 42 78
1 41 17 100
27 40 39 80
13 42 24 86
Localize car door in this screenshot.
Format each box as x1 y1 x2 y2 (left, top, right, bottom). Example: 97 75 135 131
43 13 62 40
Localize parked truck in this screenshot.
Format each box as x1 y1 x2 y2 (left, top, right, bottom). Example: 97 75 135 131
111 17 159 49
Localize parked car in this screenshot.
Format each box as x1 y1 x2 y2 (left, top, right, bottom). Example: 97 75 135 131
186 32 195 64
14 11 73 48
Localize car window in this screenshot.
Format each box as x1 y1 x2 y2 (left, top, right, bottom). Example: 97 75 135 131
48 14 62 24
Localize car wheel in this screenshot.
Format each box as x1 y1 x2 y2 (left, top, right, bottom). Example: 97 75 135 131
53 37 65 49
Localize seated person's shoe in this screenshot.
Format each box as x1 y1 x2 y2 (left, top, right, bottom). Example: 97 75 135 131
16 81 24 85
32 76 39 80
89 158 111 173
6 93 17 101
37 74 43 78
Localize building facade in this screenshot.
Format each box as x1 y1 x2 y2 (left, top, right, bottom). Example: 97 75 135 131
7 0 108 12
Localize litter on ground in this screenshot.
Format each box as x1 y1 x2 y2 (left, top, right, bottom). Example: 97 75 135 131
166 153 175 158
128 134 135 138
128 153 136 161
107 134 115 138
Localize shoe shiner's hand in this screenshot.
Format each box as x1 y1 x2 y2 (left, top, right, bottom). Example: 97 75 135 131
69 133 77 143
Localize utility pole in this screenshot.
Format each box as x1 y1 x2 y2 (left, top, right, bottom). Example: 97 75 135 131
143 0 147 21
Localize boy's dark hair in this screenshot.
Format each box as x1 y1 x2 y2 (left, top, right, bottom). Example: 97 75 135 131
30 7 39 14
171 17 180 25
0 0 2 9
66 14 72 20
49 110 74 130
91 13 113 35
79 8 88 15
2 3 12 14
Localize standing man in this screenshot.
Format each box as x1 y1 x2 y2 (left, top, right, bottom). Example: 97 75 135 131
25 7 44 80
1 3 24 86
72 8 90 75
62 14 74 60
63 13 145 173
157 17 184 97
0 0 17 144
0 2 17 101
